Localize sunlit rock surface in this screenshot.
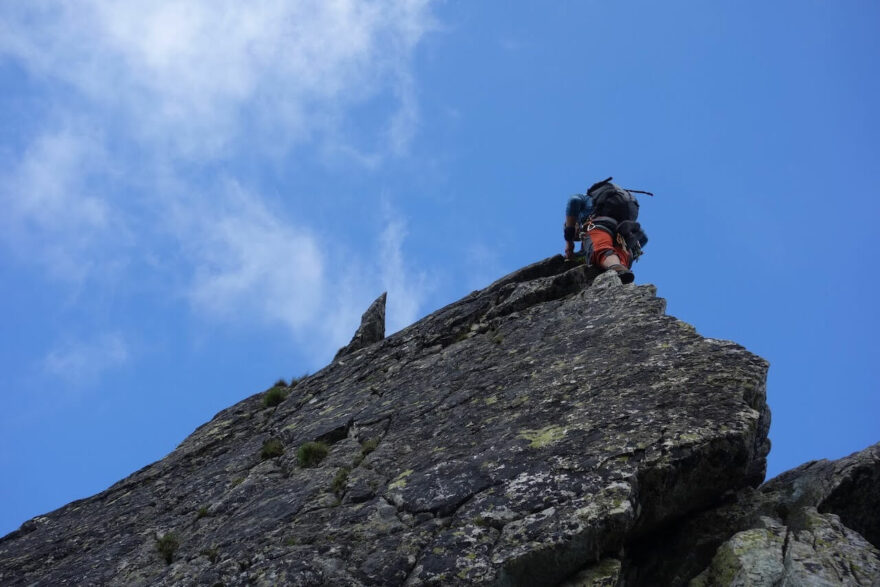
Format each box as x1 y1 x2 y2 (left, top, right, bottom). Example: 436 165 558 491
1 255 873 586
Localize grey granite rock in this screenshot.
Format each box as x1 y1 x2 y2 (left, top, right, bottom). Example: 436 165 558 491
630 442 880 586
335 292 388 360
559 558 621 586
0 255 814 586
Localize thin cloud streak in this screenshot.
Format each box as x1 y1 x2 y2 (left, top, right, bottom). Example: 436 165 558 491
378 203 431 333
0 1 438 374
179 181 325 332
177 188 434 359
0 0 435 158
43 332 129 387
0 127 129 283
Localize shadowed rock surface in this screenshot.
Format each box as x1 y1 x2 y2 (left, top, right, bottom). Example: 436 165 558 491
0 256 875 586
335 292 388 360
628 441 880 586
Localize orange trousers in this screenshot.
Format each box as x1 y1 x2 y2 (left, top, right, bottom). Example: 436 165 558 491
588 228 631 268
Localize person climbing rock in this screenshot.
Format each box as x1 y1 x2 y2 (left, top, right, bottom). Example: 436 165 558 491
563 192 592 260
564 177 650 285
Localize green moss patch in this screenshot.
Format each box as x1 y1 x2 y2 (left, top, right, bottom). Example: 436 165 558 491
297 441 328 467
156 533 178 565
263 386 288 408
260 438 284 460
331 467 350 495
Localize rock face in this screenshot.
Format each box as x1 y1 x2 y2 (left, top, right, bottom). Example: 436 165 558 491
0 256 876 586
335 292 387 360
631 441 880 586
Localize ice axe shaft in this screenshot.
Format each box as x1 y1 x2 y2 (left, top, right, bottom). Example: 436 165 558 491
588 177 654 197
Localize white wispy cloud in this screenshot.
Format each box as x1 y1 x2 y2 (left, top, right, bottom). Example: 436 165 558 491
0 126 130 282
177 189 433 359
178 181 325 332
0 0 434 159
43 332 129 387
377 202 431 333
0 1 437 368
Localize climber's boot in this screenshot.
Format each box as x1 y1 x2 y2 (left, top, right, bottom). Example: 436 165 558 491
607 264 634 284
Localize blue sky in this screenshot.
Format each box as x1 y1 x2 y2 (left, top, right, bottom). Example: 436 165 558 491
1 1 878 537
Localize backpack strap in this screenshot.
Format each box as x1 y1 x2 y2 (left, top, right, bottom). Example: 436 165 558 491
586 215 619 236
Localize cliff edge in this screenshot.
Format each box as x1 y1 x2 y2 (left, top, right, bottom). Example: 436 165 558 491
1 256 876 586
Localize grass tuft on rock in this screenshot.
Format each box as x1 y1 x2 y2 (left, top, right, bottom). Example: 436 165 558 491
297 441 328 467
290 372 309 387
260 438 284 460
360 438 379 456
156 533 178 565
263 385 288 408
331 467 350 495
352 437 380 467
200 547 219 563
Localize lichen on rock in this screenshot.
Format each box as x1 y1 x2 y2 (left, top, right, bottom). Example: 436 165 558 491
0 255 874 586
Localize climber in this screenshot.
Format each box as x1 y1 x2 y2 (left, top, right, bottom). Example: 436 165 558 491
563 177 650 285
563 192 592 260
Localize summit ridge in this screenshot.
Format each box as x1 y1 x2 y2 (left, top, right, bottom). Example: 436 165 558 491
1 256 877 586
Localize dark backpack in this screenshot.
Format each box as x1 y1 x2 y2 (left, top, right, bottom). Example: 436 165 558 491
618 220 649 262
587 177 640 223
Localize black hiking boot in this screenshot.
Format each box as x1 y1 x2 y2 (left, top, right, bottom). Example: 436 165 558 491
607 264 634 284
